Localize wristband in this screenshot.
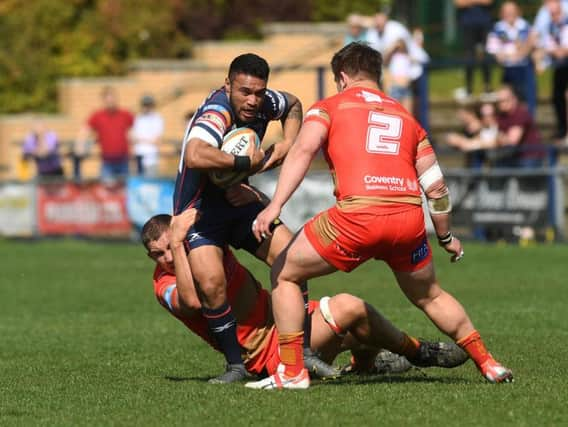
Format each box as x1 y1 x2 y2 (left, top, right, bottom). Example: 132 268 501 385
233 155 251 171
437 231 453 245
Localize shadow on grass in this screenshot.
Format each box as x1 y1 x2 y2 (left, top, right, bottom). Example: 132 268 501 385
164 371 472 386
322 372 472 386
164 375 212 383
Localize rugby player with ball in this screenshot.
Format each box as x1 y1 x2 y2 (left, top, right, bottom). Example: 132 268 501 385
172 53 337 383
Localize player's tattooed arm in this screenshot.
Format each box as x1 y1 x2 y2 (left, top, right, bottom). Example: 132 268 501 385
225 183 270 207
260 92 303 172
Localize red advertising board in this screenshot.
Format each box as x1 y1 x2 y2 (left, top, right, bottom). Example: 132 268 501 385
37 182 131 236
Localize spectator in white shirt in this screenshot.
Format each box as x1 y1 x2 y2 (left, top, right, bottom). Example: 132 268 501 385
486 1 538 116
131 95 164 177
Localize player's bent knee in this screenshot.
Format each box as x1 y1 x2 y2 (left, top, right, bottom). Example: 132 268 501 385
328 293 366 326
197 275 228 307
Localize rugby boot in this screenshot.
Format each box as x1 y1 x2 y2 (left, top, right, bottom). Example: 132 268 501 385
245 366 310 390
408 341 469 368
340 350 413 375
480 357 514 383
303 348 341 379
208 363 251 384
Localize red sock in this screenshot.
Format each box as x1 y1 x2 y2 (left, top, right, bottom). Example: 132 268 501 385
278 332 304 377
457 330 492 369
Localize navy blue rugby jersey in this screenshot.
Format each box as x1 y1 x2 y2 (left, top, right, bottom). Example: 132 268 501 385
173 87 288 214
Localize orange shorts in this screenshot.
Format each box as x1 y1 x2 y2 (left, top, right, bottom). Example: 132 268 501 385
304 204 432 273
256 301 320 376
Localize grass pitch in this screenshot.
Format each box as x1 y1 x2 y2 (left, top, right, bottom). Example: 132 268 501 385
1 239 567 426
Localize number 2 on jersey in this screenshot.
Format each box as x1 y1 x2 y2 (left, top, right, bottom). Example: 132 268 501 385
366 111 403 155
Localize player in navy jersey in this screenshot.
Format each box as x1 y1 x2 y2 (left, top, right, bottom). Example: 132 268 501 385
173 53 335 383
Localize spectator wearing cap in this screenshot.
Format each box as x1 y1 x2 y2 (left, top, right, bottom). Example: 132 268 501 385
131 94 164 176
75 86 134 180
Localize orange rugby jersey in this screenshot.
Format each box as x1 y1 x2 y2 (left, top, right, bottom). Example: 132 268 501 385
152 249 276 374
304 87 433 208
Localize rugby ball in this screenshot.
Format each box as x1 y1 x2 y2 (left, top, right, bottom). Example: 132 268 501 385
208 127 261 188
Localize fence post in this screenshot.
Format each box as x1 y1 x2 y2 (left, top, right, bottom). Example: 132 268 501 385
317 66 325 100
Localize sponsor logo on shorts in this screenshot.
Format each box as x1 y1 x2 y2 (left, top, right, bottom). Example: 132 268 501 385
411 238 429 265
363 175 408 192
188 232 202 242
334 243 361 261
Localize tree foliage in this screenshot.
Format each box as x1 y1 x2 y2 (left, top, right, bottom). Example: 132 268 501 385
0 0 383 113
0 0 193 113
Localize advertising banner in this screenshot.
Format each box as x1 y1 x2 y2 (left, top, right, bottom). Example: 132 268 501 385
0 182 35 236
37 182 130 236
445 169 564 238
250 171 335 232
126 177 175 229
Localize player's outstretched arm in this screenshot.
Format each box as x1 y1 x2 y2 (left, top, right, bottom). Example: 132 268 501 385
169 209 202 310
416 148 464 262
253 120 327 241
260 92 303 172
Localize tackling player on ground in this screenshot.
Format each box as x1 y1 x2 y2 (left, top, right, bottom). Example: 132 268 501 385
173 53 334 382
249 42 513 389
141 206 468 380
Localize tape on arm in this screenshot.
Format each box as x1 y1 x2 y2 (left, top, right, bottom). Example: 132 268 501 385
418 161 443 192
319 297 345 338
419 162 452 215
427 193 452 215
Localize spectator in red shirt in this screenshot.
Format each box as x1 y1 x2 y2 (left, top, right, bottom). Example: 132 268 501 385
494 84 544 167
75 86 134 179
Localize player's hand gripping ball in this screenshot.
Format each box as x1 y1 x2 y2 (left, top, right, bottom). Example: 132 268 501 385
208 127 261 188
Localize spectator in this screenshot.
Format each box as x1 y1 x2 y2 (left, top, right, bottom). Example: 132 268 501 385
22 121 64 178
447 86 543 168
494 85 543 167
454 0 494 98
131 94 164 177
541 0 568 140
486 1 538 116
533 0 568 42
75 86 134 180
344 14 368 45
366 10 430 130
385 39 414 112
446 103 499 167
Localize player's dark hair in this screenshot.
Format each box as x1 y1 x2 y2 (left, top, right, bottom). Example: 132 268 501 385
228 53 270 82
141 214 171 249
331 42 383 85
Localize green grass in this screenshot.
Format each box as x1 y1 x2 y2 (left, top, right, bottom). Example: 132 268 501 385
429 67 553 101
1 239 567 426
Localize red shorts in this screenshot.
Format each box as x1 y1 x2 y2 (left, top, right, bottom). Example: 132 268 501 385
257 301 320 376
304 204 432 273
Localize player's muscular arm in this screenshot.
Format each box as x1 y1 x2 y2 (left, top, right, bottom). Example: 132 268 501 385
185 138 237 171
253 120 327 241
272 120 325 208
170 209 201 312
260 92 303 172
416 151 463 262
